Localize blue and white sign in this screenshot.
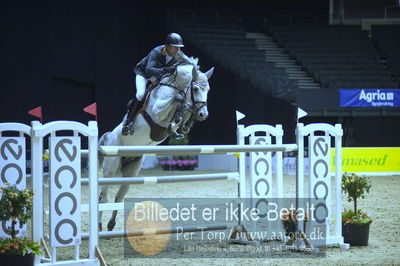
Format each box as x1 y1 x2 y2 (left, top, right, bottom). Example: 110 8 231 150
340 89 400 107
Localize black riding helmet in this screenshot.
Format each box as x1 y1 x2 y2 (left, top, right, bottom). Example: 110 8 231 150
165 33 184 47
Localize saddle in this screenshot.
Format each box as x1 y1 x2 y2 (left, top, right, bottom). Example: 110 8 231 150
134 78 190 142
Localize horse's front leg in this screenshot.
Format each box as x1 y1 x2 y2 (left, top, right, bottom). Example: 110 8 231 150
174 98 185 124
168 101 186 134
181 119 194 133
107 184 130 231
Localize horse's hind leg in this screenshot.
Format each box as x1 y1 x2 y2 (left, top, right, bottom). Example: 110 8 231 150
98 185 109 231
107 156 144 231
107 184 130 231
99 156 121 231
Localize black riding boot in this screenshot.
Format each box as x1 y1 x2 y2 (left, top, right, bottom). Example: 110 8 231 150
122 98 141 136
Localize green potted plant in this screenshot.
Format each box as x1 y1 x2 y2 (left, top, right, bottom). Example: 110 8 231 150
341 172 372 246
0 184 41 265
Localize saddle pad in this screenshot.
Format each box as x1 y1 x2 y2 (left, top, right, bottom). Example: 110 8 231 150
141 110 169 142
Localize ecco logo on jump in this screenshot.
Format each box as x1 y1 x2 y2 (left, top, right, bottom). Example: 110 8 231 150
51 138 80 246
252 136 272 219
0 138 26 236
1 139 23 184
310 136 329 224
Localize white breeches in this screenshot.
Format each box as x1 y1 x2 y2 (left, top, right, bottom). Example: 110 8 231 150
135 75 147 101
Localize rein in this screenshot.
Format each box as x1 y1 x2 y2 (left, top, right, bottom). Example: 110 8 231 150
158 64 207 118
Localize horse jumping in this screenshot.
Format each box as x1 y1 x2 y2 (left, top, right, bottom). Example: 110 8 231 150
98 51 214 231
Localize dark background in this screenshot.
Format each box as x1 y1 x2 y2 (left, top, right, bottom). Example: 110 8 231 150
1 0 399 146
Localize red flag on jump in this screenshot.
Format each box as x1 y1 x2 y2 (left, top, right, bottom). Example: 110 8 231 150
84 102 97 121
28 106 43 123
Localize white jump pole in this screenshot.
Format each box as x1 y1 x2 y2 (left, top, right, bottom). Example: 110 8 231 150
100 144 298 157
81 172 239 185
82 224 229 240
31 121 44 266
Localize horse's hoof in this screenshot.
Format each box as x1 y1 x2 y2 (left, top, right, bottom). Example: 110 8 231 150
181 126 191 134
107 220 116 231
99 223 103 232
172 132 184 139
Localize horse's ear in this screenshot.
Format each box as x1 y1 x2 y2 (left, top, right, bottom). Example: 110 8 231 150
204 67 214 80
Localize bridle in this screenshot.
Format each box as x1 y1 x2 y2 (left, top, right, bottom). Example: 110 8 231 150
158 63 208 119
189 81 208 117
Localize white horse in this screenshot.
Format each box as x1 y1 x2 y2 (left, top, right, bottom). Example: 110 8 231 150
98 51 214 231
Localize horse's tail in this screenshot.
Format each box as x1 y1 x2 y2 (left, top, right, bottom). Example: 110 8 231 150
98 131 111 171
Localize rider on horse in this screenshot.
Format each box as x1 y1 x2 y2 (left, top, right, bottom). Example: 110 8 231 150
122 33 185 138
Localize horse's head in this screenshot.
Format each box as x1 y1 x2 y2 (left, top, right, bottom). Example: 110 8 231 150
191 67 213 121
172 51 213 122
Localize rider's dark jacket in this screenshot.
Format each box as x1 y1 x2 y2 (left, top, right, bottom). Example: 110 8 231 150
134 45 176 79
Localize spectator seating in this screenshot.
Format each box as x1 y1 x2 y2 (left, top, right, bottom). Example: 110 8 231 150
268 25 399 89
371 25 400 81
174 22 298 102
172 20 399 105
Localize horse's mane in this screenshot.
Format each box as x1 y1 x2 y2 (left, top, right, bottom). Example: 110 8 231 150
174 50 200 70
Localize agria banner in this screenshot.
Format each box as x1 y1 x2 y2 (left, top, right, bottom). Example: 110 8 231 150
340 89 400 107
